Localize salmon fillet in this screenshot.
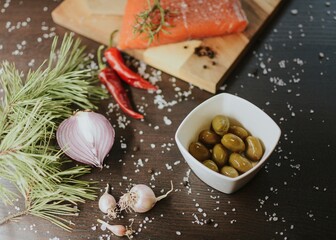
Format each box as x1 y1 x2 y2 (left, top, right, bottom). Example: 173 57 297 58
118 0 248 50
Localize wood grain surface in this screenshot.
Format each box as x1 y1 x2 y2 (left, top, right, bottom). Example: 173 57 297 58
1 0 336 240
51 0 282 93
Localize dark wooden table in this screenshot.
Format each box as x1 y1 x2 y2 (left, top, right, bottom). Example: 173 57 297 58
1 1 336 239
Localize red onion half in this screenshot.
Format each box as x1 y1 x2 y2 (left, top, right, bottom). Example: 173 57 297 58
56 111 115 168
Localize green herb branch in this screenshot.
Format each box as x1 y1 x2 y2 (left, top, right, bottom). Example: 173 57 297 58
133 0 176 46
0 34 106 230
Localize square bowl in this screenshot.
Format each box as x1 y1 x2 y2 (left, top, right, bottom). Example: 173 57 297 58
175 93 281 194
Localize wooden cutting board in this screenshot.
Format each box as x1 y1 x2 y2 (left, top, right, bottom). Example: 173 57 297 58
52 0 282 93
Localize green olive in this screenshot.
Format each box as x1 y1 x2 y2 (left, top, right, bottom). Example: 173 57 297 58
245 136 264 161
221 133 245 152
211 115 230 136
229 125 249 139
198 129 220 146
251 161 259 167
212 144 229 167
188 142 211 162
229 153 253 173
220 166 239 178
203 160 219 172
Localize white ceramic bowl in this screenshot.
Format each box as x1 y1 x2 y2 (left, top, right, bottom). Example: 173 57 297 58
175 93 281 194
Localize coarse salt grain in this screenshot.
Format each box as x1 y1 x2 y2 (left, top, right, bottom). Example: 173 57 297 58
165 163 172 170
291 9 298 15
163 116 172 125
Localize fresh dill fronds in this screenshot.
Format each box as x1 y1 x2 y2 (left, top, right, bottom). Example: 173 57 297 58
133 0 176 46
0 34 105 231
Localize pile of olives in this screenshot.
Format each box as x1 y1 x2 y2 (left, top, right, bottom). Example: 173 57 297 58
188 115 264 178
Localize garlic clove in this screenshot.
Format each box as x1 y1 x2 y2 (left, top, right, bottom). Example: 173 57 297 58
98 184 117 214
97 219 133 238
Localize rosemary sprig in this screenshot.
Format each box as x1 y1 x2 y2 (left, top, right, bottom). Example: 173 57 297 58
133 0 176 46
0 34 106 230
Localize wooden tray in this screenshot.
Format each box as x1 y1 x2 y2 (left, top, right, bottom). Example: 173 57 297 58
52 0 282 93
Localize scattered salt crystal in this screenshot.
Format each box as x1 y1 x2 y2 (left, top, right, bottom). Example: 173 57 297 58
165 163 172 170
136 159 144 167
176 231 182 236
270 77 286 86
100 223 107 231
278 60 286 68
291 9 298 15
154 95 178 109
28 59 35 67
319 52 325 59
163 116 172 125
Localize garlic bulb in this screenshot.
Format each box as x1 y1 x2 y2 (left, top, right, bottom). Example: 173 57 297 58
56 111 115 168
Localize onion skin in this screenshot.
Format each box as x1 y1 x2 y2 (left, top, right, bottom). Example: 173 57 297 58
56 111 115 168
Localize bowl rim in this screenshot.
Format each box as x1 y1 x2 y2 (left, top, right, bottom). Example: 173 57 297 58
175 93 281 182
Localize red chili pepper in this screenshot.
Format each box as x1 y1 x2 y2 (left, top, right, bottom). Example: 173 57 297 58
104 47 157 91
99 67 144 119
